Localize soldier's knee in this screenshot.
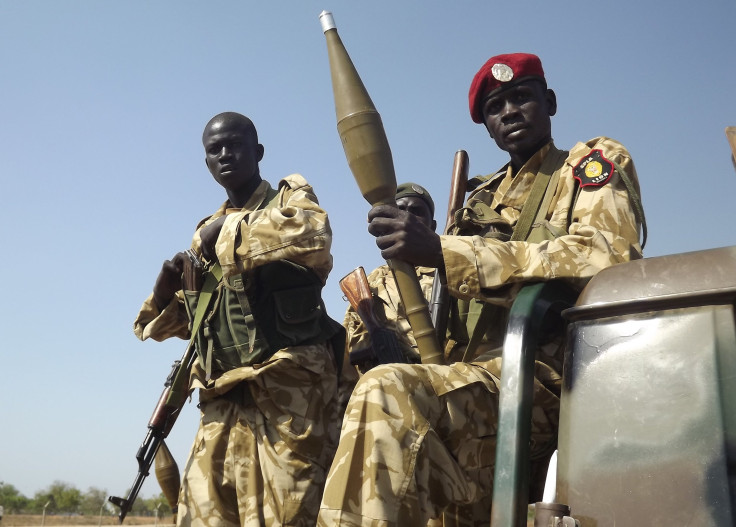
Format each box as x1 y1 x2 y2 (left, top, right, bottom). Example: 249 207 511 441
359 362 418 386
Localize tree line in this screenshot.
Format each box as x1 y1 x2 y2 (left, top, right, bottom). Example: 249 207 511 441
0 481 172 517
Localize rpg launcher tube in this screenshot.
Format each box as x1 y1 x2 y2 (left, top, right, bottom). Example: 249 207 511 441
320 10 443 365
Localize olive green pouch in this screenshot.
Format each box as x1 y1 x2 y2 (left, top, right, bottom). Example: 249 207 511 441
272 286 323 346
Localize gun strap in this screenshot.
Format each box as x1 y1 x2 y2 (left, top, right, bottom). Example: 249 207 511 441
461 301 494 363
510 148 568 242
196 264 222 381
165 263 222 407
191 263 222 339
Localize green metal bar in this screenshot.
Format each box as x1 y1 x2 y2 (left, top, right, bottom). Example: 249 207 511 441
490 281 577 527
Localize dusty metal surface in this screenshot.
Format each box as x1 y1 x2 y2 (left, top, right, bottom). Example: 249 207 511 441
557 246 736 526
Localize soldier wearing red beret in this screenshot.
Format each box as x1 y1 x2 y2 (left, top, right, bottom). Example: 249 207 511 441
318 54 646 526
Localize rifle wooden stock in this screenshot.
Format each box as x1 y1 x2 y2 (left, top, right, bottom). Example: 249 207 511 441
340 267 407 365
429 150 469 341
108 344 195 523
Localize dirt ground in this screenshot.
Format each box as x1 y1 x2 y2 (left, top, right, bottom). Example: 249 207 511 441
3 512 533 526
1 516 174 527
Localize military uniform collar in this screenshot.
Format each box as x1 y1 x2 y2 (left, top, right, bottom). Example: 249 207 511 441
507 140 556 179
220 180 272 215
470 140 557 194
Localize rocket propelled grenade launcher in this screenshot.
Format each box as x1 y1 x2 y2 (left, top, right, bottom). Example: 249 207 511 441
319 10 443 364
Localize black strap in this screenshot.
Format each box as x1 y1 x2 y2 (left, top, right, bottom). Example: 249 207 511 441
612 160 647 249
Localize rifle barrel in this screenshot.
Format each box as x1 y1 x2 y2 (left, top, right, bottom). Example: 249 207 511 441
430 150 469 340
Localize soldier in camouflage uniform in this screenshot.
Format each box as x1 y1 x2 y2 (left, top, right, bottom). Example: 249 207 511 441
134 112 344 527
342 182 437 374
317 54 646 526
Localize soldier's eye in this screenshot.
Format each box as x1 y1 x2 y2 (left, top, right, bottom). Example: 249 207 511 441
484 100 502 115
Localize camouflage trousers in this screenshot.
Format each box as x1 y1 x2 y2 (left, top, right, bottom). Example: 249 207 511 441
316 358 560 527
177 352 341 527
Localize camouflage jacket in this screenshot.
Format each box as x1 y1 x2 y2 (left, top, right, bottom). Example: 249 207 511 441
133 174 335 393
443 137 644 362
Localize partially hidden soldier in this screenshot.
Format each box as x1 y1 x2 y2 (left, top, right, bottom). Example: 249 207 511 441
342 182 437 374
317 53 646 526
134 112 345 527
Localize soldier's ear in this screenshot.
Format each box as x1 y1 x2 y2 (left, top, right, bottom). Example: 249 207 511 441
257 144 265 162
546 89 557 117
431 219 437 232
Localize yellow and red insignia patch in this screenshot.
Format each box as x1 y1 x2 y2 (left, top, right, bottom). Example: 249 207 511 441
573 149 614 187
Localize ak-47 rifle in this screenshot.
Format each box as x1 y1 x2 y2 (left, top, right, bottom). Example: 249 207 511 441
340 266 408 367
108 343 196 523
109 249 203 524
429 150 469 342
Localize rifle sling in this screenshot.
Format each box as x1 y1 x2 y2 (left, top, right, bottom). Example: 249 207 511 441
191 263 222 340
510 148 567 242
197 265 222 381
164 263 222 407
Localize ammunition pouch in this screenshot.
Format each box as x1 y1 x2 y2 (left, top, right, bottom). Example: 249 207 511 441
185 260 343 378
255 261 327 349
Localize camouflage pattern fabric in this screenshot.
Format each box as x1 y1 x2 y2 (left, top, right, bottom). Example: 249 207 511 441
179 344 340 527
134 175 334 343
343 265 435 367
318 138 644 526
443 138 643 311
134 175 342 527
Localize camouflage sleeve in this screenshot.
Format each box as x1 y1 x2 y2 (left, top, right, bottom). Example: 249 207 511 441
214 174 333 283
337 306 362 412
344 302 371 355
442 137 643 304
133 290 190 342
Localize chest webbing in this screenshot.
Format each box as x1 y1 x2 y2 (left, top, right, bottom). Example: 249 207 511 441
196 187 280 380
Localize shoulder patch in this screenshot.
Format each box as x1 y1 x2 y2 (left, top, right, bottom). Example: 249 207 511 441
573 149 614 187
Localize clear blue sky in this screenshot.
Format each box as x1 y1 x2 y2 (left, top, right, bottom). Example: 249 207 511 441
2 0 735 501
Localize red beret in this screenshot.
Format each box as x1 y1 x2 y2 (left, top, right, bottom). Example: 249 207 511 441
468 53 545 123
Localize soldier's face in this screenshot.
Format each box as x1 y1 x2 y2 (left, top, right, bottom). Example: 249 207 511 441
203 121 263 192
396 196 435 230
482 80 556 164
